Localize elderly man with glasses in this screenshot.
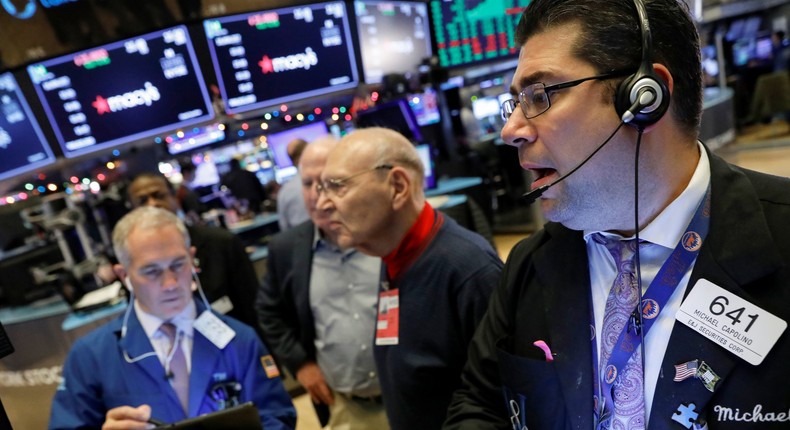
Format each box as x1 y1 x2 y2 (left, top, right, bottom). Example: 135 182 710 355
316 127 503 430
257 136 389 430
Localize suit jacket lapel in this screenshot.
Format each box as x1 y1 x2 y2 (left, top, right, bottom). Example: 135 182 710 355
292 222 314 326
188 330 223 416
117 311 178 405
535 223 595 430
651 151 784 424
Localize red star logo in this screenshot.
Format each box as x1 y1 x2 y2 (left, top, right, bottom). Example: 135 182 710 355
258 55 274 74
92 95 111 115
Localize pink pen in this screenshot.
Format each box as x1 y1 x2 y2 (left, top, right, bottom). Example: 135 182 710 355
533 340 554 362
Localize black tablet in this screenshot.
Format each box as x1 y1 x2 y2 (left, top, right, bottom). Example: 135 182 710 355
155 402 262 430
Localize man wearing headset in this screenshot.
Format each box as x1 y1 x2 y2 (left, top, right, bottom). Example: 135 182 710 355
49 207 296 429
445 0 790 429
127 173 262 339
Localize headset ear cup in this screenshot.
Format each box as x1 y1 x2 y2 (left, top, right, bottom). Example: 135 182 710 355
615 72 670 127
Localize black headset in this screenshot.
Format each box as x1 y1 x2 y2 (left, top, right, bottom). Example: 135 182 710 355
614 0 670 128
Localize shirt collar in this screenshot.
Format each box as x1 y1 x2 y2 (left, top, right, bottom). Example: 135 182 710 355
585 141 710 248
312 224 355 256
135 298 197 339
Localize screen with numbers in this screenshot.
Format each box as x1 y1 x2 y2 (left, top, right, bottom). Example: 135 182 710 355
203 1 359 115
429 0 529 69
26 26 214 158
0 72 57 181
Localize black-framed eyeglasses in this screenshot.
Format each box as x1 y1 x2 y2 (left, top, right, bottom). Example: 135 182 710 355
501 70 633 121
317 164 393 198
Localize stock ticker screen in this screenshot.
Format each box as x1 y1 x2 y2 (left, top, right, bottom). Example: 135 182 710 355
26 26 214 158
0 72 57 181
430 0 530 68
354 0 433 84
204 1 359 115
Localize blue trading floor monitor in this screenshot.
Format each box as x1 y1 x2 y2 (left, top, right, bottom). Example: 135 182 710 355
204 2 359 115
354 0 433 84
26 26 214 158
407 88 441 126
415 143 437 189
0 72 57 181
429 0 530 69
266 121 329 183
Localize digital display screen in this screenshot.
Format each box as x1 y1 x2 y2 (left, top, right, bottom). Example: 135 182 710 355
166 122 226 155
267 121 329 169
354 0 432 84
430 0 529 68
415 143 436 189
0 72 57 182
27 26 214 158
472 96 501 120
356 97 423 143
204 2 359 115
755 36 773 60
407 89 441 126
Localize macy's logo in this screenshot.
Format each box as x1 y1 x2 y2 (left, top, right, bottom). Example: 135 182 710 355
91 82 161 115
258 47 318 74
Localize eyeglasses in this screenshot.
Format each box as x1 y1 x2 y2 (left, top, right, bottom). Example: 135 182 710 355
317 164 393 198
501 70 633 121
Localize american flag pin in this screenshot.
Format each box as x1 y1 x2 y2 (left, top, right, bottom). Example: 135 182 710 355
673 359 699 382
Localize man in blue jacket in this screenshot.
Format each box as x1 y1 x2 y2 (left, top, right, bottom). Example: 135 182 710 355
49 206 296 429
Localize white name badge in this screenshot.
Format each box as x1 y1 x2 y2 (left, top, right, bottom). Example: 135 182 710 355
211 295 234 315
677 279 787 365
194 310 236 349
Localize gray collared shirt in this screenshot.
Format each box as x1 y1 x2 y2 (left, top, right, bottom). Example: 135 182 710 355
309 227 382 397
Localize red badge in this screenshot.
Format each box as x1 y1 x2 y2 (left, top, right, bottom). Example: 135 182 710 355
375 289 399 346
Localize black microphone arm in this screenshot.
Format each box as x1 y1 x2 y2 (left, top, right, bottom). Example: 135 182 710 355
520 91 656 205
521 120 627 205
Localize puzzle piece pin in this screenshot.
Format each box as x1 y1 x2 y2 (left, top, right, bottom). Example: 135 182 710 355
672 402 699 429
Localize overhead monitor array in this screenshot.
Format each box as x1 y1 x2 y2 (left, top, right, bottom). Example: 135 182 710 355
3 0 530 183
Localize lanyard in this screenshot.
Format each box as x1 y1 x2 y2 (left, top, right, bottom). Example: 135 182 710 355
591 187 711 427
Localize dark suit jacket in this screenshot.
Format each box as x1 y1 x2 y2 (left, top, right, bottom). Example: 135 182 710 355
256 221 331 424
256 221 316 375
444 148 790 429
188 225 260 335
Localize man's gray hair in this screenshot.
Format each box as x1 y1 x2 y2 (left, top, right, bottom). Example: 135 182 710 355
112 206 190 267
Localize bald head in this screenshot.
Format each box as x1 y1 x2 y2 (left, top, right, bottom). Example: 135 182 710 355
316 127 426 256
299 135 339 170
335 127 425 196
